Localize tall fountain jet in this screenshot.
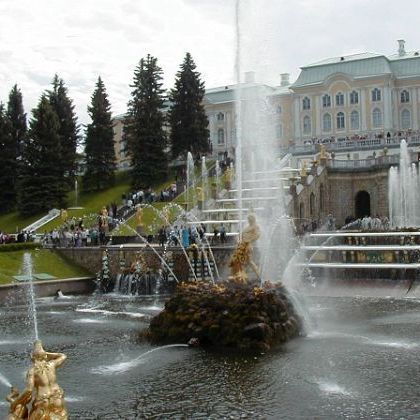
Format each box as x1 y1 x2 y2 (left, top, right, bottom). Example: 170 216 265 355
233 0 296 283
389 140 420 227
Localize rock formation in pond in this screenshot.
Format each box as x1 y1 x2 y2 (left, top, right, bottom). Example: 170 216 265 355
147 281 303 351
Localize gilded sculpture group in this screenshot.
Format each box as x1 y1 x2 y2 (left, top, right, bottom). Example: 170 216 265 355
7 341 68 420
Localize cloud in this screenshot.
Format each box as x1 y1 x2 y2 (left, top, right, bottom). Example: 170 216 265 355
0 0 419 126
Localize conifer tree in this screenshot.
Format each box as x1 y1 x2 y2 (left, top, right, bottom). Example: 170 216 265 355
5 84 27 209
83 77 116 191
169 53 210 159
124 54 168 189
17 96 65 216
0 104 15 213
48 75 79 187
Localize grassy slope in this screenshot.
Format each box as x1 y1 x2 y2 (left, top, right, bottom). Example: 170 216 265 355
0 249 92 285
0 172 132 233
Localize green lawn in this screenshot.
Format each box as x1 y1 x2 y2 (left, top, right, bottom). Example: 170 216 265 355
0 249 92 285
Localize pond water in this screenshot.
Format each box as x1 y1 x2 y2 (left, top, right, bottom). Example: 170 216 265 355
1 291 420 418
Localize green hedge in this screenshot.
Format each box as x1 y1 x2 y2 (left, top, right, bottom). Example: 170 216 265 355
0 242 38 253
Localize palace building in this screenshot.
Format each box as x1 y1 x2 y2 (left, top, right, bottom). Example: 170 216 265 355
113 40 420 168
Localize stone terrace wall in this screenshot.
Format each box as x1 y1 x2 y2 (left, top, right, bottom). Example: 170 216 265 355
57 246 234 279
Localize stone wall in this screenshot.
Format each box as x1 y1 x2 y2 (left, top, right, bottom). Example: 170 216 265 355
57 246 234 280
0 277 95 306
286 162 390 228
327 168 389 226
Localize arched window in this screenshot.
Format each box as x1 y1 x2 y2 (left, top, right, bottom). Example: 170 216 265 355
372 88 381 102
302 97 311 110
299 202 305 219
336 92 344 106
217 112 224 121
401 90 410 103
322 94 331 108
319 184 324 212
276 105 282 114
372 108 382 128
217 128 225 144
350 90 359 105
322 113 332 132
336 112 345 130
310 192 315 216
350 110 359 130
303 116 311 134
401 109 411 129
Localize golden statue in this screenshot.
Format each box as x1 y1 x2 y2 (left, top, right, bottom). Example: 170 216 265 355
299 162 308 177
7 340 68 420
229 213 261 283
223 167 233 190
100 206 109 231
135 205 143 227
60 209 68 222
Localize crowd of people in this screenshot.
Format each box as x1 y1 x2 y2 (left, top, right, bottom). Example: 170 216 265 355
301 130 420 147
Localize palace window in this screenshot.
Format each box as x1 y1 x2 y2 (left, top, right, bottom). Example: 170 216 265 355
401 90 410 103
371 88 381 102
401 109 411 129
217 128 225 144
303 116 311 134
350 90 359 105
302 97 311 110
310 192 315 216
372 108 382 128
350 110 359 130
217 112 224 121
322 94 331 108
336 112 345 130
335 92 344 106
322 113 332 132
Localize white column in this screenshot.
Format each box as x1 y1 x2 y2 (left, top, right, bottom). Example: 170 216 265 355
412 88 419 130
392 89 399 130
315 96 321 136
360 89 367 131
383 86 392 130
293 96 301 142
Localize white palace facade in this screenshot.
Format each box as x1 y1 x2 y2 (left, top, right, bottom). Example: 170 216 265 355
113 40 420 167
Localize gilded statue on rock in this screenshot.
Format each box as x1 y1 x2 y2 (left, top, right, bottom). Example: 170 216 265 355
229 213 261 283
7 340 68 420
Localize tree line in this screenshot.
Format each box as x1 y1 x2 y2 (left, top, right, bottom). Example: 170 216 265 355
0 52 209 216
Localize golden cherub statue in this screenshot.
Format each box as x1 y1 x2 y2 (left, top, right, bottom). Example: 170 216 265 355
135 205 143 227
7 340 68 420
229 213 261 283
299 162 308 177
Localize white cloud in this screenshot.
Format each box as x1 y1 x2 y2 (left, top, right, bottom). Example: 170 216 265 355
0 0 419 126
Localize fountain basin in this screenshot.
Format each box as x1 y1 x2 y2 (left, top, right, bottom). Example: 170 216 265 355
147 281 303 351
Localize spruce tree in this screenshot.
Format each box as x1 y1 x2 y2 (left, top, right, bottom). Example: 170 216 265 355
0 104 15 213
169 52 210 159
17 96 65 216
5 84 27 209
124 54 168 189
48 75 79 187
83 77 116 191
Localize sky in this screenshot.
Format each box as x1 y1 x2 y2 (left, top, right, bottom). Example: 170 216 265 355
1 0 420 126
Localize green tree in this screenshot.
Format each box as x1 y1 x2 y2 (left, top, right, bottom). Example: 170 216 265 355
83 77 116 191
5 84 27 209
169 52 210 159
124 54 168 189
48 75 79 187
0 104 15 213
17 96 66 216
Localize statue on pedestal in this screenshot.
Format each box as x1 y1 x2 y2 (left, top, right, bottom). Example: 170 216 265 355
7 340 68 419
229 213 261 283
